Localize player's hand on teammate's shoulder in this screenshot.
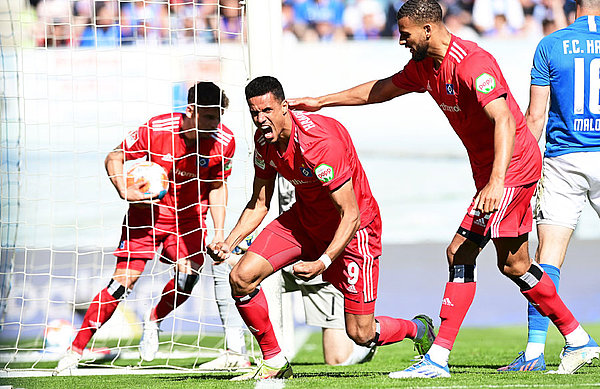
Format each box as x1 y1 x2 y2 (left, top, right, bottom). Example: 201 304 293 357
287 97 322 112
207 241 231 263
292 259 326 281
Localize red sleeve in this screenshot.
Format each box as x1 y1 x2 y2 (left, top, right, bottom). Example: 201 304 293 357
209 135 236 180
253 143 277 180
391 60 427 93
121 123 149 160
459 52 509 108
308 135 352 192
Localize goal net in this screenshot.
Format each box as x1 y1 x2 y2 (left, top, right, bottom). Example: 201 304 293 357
0 0 293 376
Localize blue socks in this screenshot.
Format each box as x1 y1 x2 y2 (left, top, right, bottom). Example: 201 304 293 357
527 264 560 346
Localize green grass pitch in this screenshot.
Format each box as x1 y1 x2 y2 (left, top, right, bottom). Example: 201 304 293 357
2 324 600 388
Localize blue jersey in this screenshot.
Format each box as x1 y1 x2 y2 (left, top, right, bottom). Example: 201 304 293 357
531 15 600 157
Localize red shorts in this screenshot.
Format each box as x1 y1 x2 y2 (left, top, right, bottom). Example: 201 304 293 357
248 210 381 315
114 207 206 266
460 182 536 242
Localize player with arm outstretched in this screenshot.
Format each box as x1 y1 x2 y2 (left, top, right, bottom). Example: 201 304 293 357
289 0 598 378
208 76 435 381
55 82 235 374
498 0 600 372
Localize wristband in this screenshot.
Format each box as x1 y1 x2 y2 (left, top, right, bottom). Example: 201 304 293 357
318 253 332 269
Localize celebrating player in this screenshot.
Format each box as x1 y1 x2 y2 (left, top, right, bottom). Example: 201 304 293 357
498 0 600 372
289 0 599 378
55 82 235 374
208 76 435 380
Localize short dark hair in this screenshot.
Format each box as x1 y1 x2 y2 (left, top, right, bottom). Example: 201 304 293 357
245 76 286 102
187 81 229 109
397 0 443 24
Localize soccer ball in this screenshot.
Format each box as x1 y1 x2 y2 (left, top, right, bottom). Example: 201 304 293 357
126 161 169 199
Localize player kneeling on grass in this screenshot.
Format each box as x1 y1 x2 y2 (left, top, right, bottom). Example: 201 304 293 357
55 82 235 374
207 76 436 381
202 229 377 370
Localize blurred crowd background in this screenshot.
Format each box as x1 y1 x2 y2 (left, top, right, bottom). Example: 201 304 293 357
30 0 577 48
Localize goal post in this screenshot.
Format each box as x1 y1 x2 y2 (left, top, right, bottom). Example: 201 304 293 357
0 0 295 376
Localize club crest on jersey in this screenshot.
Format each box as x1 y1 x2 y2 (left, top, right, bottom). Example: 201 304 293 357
300 166 313 177
476 73 496 94
446 83 455 95
198 158 209 167
315 163 334 183
254 151 266 170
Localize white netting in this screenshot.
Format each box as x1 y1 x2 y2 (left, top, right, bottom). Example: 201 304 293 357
0 0 271 373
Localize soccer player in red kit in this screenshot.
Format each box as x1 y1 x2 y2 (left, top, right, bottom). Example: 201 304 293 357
289 0 598 378
55 82 235 374
208 76 435 381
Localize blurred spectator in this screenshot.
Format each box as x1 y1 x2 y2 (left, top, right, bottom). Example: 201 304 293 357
472 0 525 37
343 0 386 40
218 0 244 42
444 5 479 41
79 1 121 47
34 0 73 47
294 0 346 41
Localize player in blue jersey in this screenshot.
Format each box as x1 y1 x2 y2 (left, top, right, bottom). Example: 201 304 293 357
498 0 600 373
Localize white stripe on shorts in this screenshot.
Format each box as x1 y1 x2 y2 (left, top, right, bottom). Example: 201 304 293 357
357 228 374 302
489 187 515 238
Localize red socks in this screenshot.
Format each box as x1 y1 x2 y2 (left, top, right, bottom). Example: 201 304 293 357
375 316 417 346
235 288 281 359
522 272 579 336
435 282 476 350
71 288 120 354
153 278 192 321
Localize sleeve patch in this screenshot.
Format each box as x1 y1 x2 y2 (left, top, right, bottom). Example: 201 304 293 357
125 129 139 148
475 73 496 94
254 151 266 170
315 163 334 183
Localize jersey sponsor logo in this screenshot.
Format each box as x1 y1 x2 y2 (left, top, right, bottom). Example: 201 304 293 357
125 129 139 148
289 178 312 185
175 168 196 178
475 73 496 94
254 151 265 170
446 83 455 95
161 153 174 162
300 167 313 177
198 158 209 167
439 103 461 112
315 163 334 183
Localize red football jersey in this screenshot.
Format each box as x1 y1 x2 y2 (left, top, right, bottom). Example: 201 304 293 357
392 35 541 190
121 113 235 224
253 111 380 240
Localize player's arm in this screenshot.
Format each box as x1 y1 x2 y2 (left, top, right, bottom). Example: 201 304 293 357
525 85 550 142
208 180 228 244
104 145 153 202
288 76 410 112
208 175 276 262
293 179 360 281
474 97 515 214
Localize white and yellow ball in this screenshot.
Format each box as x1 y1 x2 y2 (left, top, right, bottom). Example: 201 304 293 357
126 161 169 199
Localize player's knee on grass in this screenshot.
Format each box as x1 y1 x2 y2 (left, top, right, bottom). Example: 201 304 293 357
345 322 376 346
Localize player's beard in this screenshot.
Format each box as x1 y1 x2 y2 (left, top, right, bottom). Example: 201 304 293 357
412 41 429 62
